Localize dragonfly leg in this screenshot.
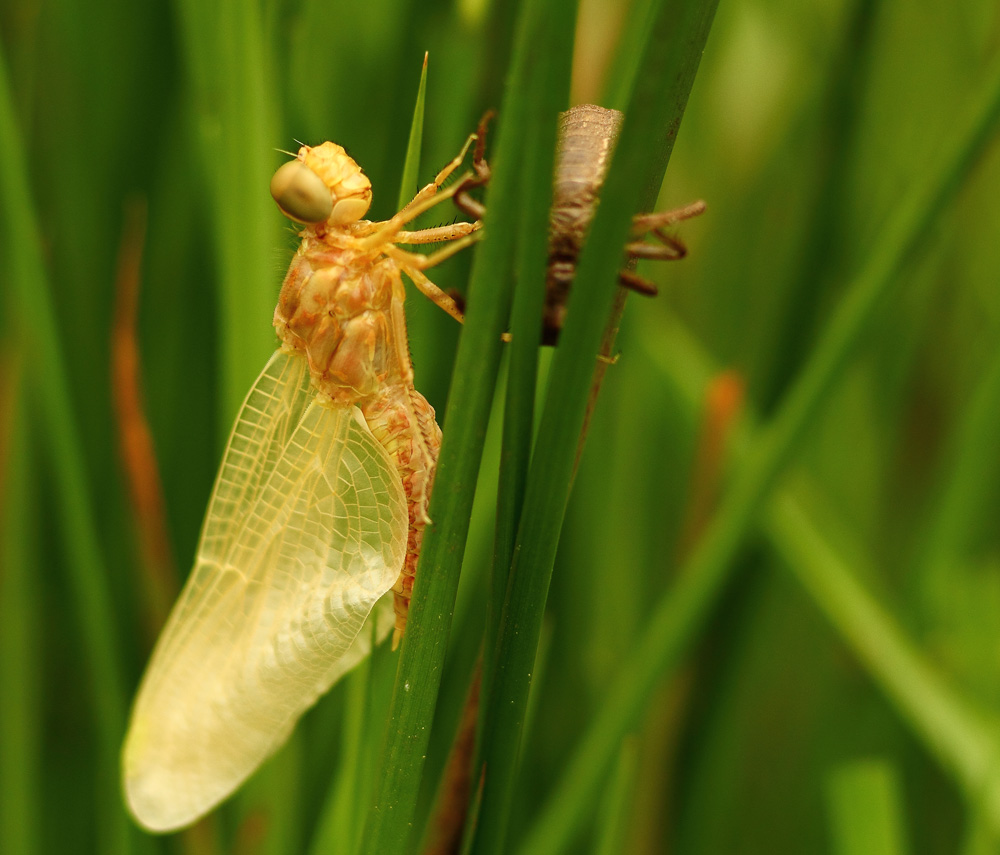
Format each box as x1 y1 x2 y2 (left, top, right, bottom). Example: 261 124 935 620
360 120 492 250
395 221 481 245
388 233 481 273
393 258 465 323
358 169 479 250
397 132 478 217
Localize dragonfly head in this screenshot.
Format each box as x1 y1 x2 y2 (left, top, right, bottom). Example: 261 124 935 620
270 142 373 227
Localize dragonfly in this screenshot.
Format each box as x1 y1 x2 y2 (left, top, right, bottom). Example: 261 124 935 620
122 134 483 833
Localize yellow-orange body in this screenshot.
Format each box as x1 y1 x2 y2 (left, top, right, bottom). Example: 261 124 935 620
275 215 440 637
272 140 477 639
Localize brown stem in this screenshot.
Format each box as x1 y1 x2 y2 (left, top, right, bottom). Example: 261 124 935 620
111 197 178 639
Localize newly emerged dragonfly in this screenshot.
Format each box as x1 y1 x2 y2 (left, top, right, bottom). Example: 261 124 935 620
122 136 482 832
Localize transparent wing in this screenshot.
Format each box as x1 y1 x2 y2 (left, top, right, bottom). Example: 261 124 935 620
122 350 407 832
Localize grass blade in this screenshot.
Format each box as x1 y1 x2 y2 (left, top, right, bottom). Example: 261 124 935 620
308 659 377 855
474 1 720 852
826 760 910 855
591 741 638 855
172 0 284 425
769 493 996 808
479 0 573 775
397 54 428 212
356 0 544 846
0 359 40 855
916 341 1000 578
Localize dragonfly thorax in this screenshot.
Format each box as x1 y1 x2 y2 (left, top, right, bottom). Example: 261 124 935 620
274 249 404 404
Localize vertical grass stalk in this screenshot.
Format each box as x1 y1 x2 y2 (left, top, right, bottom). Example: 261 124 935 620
474 1 720 852
0 363 40 855
479 0 573 769
172 0 283 425
356 0 552 846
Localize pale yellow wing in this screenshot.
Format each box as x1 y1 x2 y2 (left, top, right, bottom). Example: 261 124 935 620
122 350 407 832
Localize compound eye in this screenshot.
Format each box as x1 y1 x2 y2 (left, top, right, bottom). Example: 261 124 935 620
269 160 333 224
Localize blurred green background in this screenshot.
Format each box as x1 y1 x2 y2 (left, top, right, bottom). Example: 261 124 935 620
3 0 1000 853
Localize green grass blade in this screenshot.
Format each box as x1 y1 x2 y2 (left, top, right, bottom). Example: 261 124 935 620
0 364 40 855
475 1 719 852
826 760 910 855
484 105 549 699
172 0 284 426
356 2 541 848
243 739 304 855
479 0 571 777
917 342 1000 577
754 0 880 413
0 37 132 855
960 812 1000 855
769 493 997 807
397 54 428 212
592 741 638 855
517 48 1000 855
602 0 657 111
309 659 375 855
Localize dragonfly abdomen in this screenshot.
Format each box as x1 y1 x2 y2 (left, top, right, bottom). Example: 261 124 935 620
361 382 441 644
